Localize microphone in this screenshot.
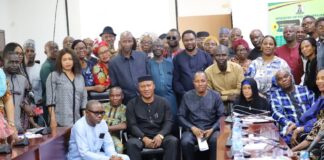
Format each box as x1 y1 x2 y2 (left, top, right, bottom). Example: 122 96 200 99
232 104 270 114
28 91 34 99
38 115 51 135
0 144 11 154
306 130 324 152
14 135 29 146
32 106 51 135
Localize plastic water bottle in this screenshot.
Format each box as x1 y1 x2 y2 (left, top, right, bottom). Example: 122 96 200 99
300 150 310 160
232 117 245 160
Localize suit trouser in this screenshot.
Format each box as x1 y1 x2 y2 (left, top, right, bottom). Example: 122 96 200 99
181 131 219 160
126 135 179 160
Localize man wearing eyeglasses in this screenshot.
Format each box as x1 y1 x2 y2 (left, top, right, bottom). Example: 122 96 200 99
67 100 130 160
126 75 178 160
166 29 182 59
302 15 318 39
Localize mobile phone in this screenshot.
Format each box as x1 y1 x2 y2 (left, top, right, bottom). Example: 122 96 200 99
99 133 105 139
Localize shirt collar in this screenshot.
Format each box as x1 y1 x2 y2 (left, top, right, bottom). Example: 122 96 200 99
214 61 232 74
121 51 134 61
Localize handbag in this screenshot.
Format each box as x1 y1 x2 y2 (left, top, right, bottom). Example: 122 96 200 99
0 68 6 97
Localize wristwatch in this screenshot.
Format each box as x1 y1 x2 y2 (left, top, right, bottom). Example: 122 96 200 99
8 121 15 127
158 134 164 140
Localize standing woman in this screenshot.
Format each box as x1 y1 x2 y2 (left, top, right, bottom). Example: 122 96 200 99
46 48 87 127
72 40 107 93
231 39 251 75
0 68 18 145
92 41 111 88
246 35 290 97
299 37 320 98
72 40 94 87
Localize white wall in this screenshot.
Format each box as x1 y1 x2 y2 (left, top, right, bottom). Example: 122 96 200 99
178 0 231 16
0 0 68 63
78 0 176 42
0 0 177 63
231 0 293 47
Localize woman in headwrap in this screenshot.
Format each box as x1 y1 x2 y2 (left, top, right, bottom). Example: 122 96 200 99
203 36 219 62
233 78 269 115
231 39 251 74
92 41 111 88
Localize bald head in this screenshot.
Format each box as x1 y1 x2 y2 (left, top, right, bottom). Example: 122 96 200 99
86 100 102 111
119 31 134 54
283 25 297 43
250 29 264 48
63 36 74 49
230 28 242 41
215 44 229 55
275 69 294 91
295 25 307 43
120 31 133 40
193 71 207 81
44 41 58 59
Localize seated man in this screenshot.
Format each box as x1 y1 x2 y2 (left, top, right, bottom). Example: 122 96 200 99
126 75 178 160
204 45 244 115
67 100 129 160
103 86 127 153
179 71 224 160
271 69 315 145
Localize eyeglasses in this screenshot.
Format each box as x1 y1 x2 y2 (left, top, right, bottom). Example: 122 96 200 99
87 109 105 116
153 45 164 49
141 41 152 45
167 36 177 40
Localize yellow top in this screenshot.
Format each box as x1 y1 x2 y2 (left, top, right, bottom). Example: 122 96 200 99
205 61 244 101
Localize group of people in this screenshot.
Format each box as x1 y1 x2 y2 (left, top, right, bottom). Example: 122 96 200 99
0 14 323 160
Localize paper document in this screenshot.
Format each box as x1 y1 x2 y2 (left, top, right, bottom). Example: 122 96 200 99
244 142 268 151
242 116 273 124
197 137 209 151
18 132 43 139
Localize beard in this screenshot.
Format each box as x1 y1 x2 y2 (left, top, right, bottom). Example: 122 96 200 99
169 42 179 48
5 67 20 74
185 45 196 52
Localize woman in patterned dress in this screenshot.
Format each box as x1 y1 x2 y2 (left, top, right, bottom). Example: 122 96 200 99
92 41 111 88
245 35 290 98
0 69 18 145
292 69 324 159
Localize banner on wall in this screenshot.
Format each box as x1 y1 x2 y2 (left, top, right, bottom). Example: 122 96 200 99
268 0 324 46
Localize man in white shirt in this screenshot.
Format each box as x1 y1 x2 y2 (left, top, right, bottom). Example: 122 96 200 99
67 100 129 160
23 39 43 105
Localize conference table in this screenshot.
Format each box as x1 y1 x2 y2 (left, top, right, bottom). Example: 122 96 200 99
0 127 71 160
216 116 298 160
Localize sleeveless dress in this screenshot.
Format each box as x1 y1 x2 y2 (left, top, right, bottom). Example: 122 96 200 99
0 82 14 139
